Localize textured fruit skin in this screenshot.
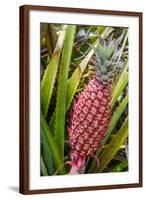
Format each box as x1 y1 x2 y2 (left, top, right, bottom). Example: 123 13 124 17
68 76 111 158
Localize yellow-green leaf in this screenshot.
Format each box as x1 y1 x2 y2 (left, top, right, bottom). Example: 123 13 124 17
112 61 128 106
55 25 76 159
41 25 67 117
98 118 128 172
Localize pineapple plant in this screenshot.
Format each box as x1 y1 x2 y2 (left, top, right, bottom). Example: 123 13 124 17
40 24 128 176
68 35 125 174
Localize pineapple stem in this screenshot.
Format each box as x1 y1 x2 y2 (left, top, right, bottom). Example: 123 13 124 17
69 165 80 174
69 151 86 174
69 161 86 174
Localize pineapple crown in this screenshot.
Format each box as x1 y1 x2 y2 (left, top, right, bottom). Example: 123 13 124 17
91 30 126 84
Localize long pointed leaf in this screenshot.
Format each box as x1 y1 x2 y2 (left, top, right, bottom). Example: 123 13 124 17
55 25 76 159
98 118 128 172
41 25 67 117
41 127 54 174
41 113 66 174
111 159 128 172
40 156 48 176
117 30 128 62
112 61 128 106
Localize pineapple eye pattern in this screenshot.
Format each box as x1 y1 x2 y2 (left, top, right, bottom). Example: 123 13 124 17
69 78 111 158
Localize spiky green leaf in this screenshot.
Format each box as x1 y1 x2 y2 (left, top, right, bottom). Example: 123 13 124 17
98 118 128 172
41 113 66 174
55 25 76 159
112 61 128 106
41 127 54 174
41 25 67 117
40 156 48 176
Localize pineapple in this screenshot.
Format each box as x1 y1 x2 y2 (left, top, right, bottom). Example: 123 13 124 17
68 32 125 174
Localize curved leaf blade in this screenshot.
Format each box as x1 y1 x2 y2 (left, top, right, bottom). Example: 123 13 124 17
40 156 48 176
41 113 66 174
41 25 67 117
111 159 128 172
41 127 54 174
98 118 128 173
55 25 76 159
112 61 128 106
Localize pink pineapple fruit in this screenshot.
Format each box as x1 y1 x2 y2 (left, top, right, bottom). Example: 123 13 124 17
68 33 125 174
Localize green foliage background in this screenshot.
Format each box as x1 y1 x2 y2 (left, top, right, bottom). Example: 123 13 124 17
40 24 129 175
